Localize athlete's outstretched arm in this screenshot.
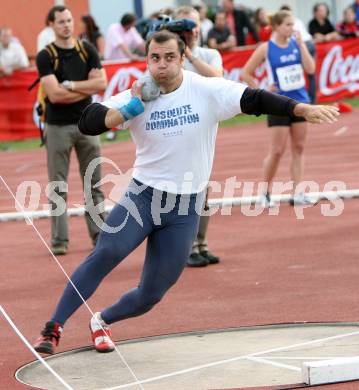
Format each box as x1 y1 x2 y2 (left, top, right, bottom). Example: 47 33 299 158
240 87 340 124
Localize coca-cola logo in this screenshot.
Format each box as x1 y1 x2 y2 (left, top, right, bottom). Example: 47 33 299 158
224 62 270 90
319 45 359 95
102 67 146 101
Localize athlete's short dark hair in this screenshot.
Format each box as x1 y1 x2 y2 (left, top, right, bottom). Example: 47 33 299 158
145 30 185 56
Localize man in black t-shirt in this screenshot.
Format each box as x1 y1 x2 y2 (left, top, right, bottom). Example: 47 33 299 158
207 10 236 50
308 3 339 43
36 5 107 255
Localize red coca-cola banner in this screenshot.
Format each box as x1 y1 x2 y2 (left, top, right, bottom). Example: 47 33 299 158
0 38 358 141
315 38 359 102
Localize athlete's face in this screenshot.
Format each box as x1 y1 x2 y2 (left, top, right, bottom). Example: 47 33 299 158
147 39 184 88
51 9 74 40
275 16 294 39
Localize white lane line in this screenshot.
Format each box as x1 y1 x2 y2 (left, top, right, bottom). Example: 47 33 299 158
246 356 301 372
257 356 358 360
0 305 73 390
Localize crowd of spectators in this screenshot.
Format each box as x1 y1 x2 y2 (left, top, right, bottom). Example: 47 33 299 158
1 1 359 77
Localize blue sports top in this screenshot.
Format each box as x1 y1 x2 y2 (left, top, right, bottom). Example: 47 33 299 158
267 38 310 103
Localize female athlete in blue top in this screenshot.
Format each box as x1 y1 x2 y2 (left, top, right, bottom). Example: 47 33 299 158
242 10 316 206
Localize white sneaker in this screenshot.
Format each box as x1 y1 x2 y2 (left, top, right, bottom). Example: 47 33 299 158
260 192 276 208
89 312 115 353
289 193 317 206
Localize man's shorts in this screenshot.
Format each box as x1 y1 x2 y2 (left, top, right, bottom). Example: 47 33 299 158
267 114 306 127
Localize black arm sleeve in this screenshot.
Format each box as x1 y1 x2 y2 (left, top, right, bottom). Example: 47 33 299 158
240 87 299 118
78 103 110 135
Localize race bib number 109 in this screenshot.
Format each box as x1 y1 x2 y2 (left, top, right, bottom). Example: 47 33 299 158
276 64 305 92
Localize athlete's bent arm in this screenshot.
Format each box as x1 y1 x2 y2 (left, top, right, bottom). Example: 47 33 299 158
79 82 145 135
78 100 143 135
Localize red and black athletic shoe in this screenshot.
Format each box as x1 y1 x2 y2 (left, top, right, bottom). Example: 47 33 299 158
33 321 63 355
90 312 115 353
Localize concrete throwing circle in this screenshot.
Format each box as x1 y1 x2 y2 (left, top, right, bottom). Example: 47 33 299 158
16 323 359 390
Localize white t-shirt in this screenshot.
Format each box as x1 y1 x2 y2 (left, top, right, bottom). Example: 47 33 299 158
102 70 247 194
183 46 222 73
